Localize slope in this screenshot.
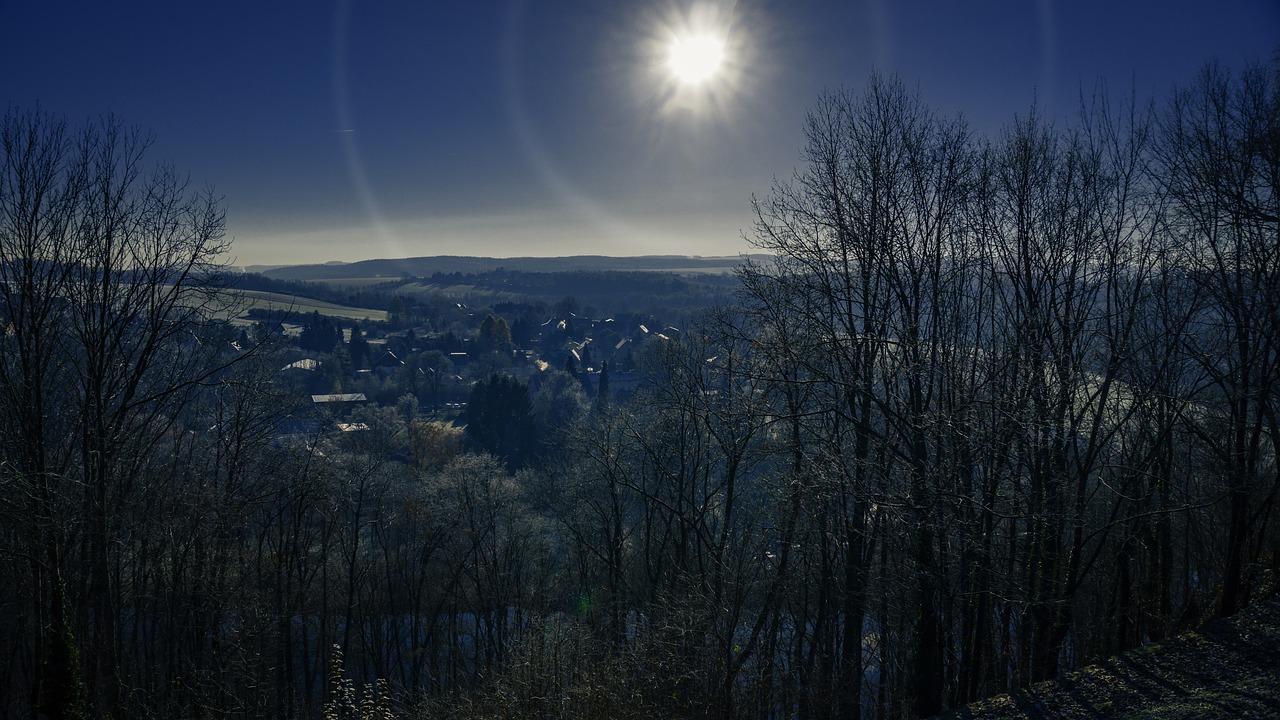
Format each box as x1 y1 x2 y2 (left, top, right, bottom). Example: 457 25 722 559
946 590 1280 719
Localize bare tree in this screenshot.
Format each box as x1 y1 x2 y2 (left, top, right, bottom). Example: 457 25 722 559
0 108 239 719
742 73 987 716
1159 58 1280 617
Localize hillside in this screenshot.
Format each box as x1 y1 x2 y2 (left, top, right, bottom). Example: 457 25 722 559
235 289 387 323
229 258 747 319
250 254 770 281
946 592 1280 719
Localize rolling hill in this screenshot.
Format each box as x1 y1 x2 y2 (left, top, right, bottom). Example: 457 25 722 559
249 254 771 281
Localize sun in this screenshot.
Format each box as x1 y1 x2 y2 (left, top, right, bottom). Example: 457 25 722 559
668 34 725 85
633 2 761 119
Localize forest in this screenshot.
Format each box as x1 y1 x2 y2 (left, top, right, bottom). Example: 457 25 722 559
1 57 1278 720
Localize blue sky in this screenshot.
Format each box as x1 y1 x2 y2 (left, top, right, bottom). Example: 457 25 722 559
3 1 1277 266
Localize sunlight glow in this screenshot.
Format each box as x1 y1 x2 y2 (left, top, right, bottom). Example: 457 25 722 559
668 34 725 84
624 0 768 123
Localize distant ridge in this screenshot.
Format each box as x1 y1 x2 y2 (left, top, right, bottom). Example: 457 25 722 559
250 254 770 281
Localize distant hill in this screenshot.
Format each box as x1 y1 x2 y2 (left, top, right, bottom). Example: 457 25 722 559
254 255 771 281
227 255 753 319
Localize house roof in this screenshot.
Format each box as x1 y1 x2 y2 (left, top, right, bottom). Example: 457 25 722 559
282 358 320 372
373 349 404 368
311 393 367 404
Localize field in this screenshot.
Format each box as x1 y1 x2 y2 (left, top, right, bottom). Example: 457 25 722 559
221 289 388 325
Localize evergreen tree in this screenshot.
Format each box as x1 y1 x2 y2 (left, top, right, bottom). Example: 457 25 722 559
348 322 370 369
477 313 513 356
596 360 610 410
465 373 536 470
299 312 341 352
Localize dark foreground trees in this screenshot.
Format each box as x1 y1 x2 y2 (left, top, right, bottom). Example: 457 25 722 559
1158 61 1280 617
0 109 241 719
731 62 1279 716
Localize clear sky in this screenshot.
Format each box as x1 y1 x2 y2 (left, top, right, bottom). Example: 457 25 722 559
3 1 1277 267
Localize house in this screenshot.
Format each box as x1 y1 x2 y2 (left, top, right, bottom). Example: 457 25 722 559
372 349 405 377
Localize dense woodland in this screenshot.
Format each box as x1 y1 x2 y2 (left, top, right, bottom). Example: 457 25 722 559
2 57 1278 720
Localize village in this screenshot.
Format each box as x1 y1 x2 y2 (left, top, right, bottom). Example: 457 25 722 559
263 295 673 459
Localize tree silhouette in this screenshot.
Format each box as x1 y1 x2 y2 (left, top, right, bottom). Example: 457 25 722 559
464 373 536 470
0 108 245 719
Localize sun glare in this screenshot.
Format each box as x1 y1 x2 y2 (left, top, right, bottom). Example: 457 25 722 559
634 2 761 120
668 34 725 84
